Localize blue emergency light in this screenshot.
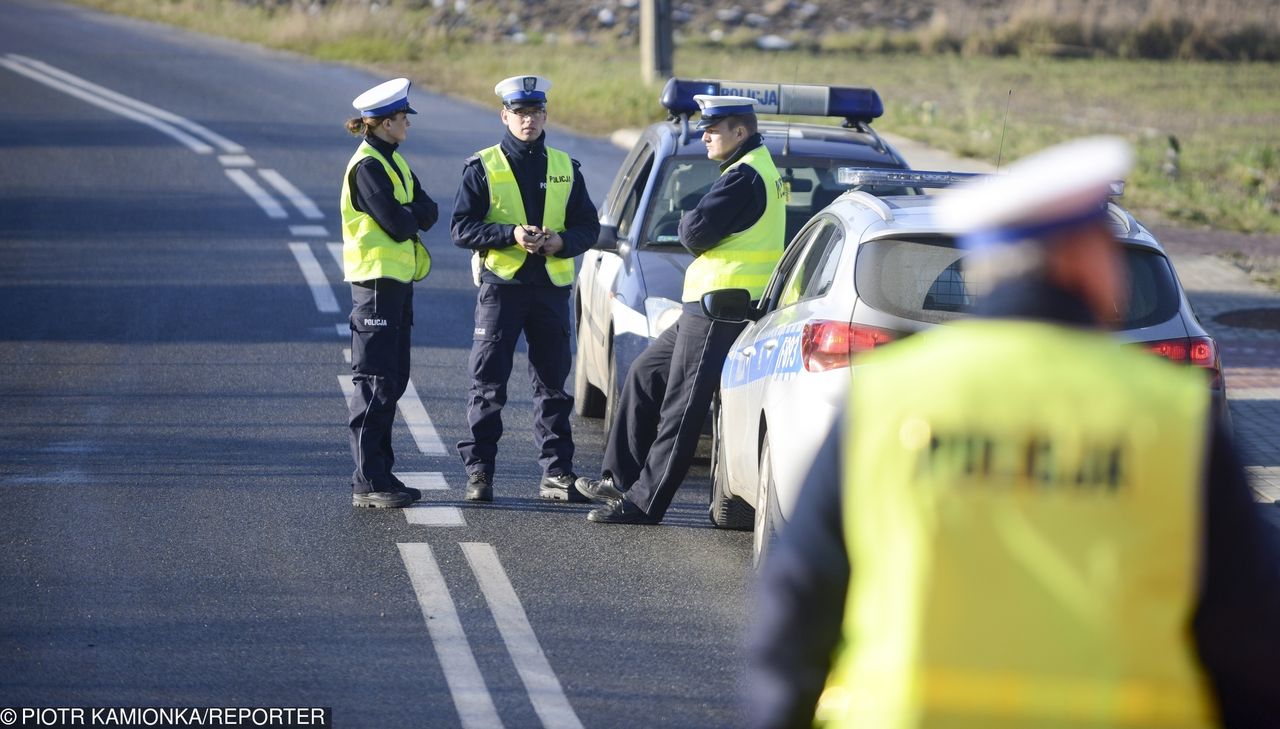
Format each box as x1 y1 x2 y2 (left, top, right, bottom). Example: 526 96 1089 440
660 78 884 124
837 168 980 188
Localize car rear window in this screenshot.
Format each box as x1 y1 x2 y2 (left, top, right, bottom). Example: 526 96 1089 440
640 155 911 249
854 237 1182 328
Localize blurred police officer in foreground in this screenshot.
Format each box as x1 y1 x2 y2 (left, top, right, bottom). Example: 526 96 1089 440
342 78 438 509
574 95 786 524
452 75 599 502
746 137 1280 728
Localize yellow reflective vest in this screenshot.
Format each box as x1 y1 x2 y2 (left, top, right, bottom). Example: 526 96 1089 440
340 141 431 283
681 145 785 302
477 144 576 287
821 320 1216 729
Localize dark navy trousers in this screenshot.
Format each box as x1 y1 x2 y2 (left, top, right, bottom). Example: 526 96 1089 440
603 304 746 521
348 278 413 494
457 282 574 478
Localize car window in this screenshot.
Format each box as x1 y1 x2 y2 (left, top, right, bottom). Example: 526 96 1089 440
854 237 1182 329
612 145 654 239
758 218 825 312
777 220 844 309
638 155 910 248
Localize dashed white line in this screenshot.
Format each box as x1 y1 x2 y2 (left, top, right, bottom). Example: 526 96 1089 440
401 379 448 456
260 169 324 220
219 155 255 167
327 242 344 270
0 57 213 154
336 323 349 338
462 543 585 729
398 543 503 729
400 471 450 490
404 506 467 527
291 225 329 237
7 54 245 154
225 169 287 219
288 242 340 313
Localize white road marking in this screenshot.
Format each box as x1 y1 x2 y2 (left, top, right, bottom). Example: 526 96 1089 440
327 242 344 270
343 348 352 363
287 242 340 313
462 543 585 729
291 225 329 237
404 506 466 527
402 379 448 456
400 471 450 490
260 169 325 220
336 323 349 338
398 543 503 729
0 57 213 154
337 376 447 456
6 54 245 153
225 169 287 219
219 155 255 167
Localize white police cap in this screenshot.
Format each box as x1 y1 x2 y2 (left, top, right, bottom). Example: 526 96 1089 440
936 136 1133 249
495 75 551 109
352 77 417 118
693 94 758 130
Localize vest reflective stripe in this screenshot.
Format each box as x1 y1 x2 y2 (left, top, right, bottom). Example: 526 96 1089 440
477 144 575 287
820 321 1215 729
681 145 785 302
340 142 431 283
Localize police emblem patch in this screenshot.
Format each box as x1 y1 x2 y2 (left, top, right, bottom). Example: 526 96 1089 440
523 77 537 92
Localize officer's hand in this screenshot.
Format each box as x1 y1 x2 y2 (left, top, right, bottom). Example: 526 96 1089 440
514 225 543 252
537 230 564 256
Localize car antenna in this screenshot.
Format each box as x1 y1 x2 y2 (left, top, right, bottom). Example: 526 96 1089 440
995 89 1012 172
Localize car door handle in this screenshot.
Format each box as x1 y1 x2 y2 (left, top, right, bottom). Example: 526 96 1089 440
762 339 778 351
741 346 756 357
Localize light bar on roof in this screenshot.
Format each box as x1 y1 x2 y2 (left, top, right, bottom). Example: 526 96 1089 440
837 168 980 188
660 78 884 123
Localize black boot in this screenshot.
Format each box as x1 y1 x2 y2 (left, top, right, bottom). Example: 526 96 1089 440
465 471 493 502
352 489 413 509
573 475 626 504
539 473 587 503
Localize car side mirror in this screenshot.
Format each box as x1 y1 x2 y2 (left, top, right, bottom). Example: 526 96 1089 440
701 288 756 323
595 224 620 252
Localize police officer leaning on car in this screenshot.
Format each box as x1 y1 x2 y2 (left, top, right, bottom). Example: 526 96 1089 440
452 75 600 503
574 95 786 524
341 78 438 509
745 137 1280 728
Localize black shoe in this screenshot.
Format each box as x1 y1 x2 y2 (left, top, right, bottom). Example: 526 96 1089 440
465 472 493 502
539 472 588 503
587 498 659 525
574 475 626 505
352 490 413 509
389 474 422 502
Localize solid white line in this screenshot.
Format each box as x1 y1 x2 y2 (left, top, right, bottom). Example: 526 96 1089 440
7 53 245 153
400 471 450 490
0 58 213 154
287 242 340 313
225 169 287 219
259 169 325 220
291 225 328 237
462 543 585 729
398 543 503 729
402 379 448 456
404 506 467 527
219 155 255 167
327 242 344 270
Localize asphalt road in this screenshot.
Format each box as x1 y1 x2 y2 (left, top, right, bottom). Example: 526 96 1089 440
0 1 754 727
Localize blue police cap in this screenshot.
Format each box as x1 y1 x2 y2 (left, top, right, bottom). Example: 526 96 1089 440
352 78 417 118
693 94 758 130
495 75 552 109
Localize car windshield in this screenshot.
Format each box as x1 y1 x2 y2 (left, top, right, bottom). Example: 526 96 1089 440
854 237 1182 329
640 155 912 249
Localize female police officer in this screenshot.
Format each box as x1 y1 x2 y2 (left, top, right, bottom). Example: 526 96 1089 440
342 78 438 509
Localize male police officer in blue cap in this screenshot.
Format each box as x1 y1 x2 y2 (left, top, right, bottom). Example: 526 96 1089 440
745 137 1280 728
452 75 600 502
574 94 786 524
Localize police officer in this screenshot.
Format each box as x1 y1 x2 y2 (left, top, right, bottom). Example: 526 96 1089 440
575 95 785 524
342 78 438 509
746 137 1280 727
452 75 600 502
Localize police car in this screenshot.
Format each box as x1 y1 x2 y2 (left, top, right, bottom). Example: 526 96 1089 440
572 78 912 426
703 170 1230 563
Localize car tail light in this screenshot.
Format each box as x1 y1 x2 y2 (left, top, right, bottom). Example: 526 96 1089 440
1142 336 1222 388
801 320 896 372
